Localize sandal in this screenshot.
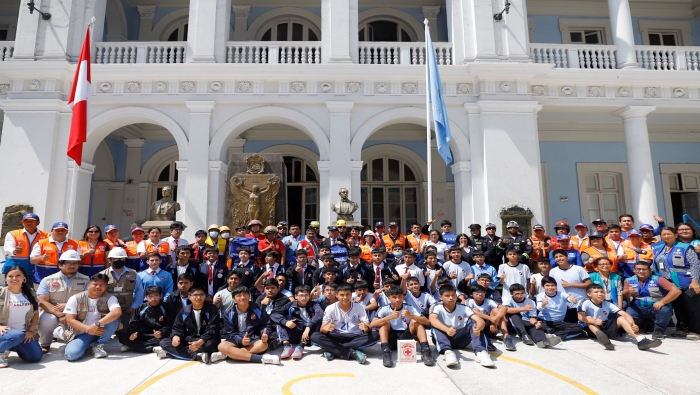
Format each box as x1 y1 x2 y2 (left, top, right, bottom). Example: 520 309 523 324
686 332 699 341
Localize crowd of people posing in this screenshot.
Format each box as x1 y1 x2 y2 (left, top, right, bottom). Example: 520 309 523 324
0 212 698 369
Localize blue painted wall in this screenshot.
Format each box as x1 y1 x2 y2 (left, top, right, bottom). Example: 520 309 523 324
119 0 140 40
540 141 700 229
104 137 127 182
152 7 186 29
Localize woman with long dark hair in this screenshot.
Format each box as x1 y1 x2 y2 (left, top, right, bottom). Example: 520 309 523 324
0 266 43 367
78 225 110 277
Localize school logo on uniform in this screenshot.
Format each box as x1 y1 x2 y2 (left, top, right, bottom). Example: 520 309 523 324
158 316 164 321
161 276 167 281
99 246 105 251
457 316 463 321
419 303 424 308
602 311 608 316
51 281 60 289
519 272 522 276
245 271 250 275
251 314 257 320
351 316 358 322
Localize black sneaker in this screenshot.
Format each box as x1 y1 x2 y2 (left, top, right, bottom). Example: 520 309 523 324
521 334 535 346
382 350 393 367
595 330 615 350
486 342 497 352
652 329 665 340
504 336 516 351
637 338 662 350
422 348 436 366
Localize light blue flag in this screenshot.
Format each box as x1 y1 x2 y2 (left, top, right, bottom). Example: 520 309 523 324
426 28 453 165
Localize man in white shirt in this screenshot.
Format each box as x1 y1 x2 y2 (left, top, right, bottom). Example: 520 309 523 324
550 249 591 323
394 249 425 287
163 222 189 264
64 273 122 360
3 213 49 277
310 284 379 363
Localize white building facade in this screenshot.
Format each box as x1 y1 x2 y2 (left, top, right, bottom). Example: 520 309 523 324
0 0 699 239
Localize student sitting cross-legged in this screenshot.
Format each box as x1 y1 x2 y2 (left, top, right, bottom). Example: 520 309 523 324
216 285 280 365
310 283 379 364
119 286 176 353
536 276 585 340
370 285 436 368
429 284 495 368
506 283 561 348
273 285 324 361
578 283 662 351
467 285 514 351
158 285 221 364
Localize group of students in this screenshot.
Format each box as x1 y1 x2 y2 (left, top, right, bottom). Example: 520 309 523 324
1 211 699 369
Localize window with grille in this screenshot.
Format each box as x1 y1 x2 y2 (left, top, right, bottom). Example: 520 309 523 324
283 156 319 229
361 157 420 232
584 172 623 224
648 31 679 46
359 20 413 42
569 29 604 45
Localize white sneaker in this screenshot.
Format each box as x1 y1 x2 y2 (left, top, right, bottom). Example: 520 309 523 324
475 350 495 367
0 354 7 368
210 352 227 363
53 326 65 342
198 353 210 364
261 354 280 365
92 344 108 359
495 332 504 340
3 350 9 359
152 346 162 354
444 350 458 367
156 349 169 359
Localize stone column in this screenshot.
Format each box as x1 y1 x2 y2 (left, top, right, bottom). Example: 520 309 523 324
182 101 216 239
187 0 232 63
122 139 145 227
464 101 543 235
613 106 658 225
12 0 42 60
231 5 251 41
137 5 156 41
326 101 354 224
321 0 358 63
451 161 472 232
501 0 530 61
350 161 364 223
137 182 150 225
66 162 95 238
318 161 331 230
208 161 227 226
471 0 498 61
422 6 440 40
607 0 639 68
34 0 106 61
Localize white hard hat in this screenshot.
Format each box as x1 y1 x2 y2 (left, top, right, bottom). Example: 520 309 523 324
363 230 375 237
108 247 128 259
59 250 81 262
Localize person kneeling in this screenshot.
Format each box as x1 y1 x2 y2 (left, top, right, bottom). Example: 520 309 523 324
274 285 324 361
310 284 379 364
578 283 661 351
64 273 122 361
119 286 175 353
158 285 220 364
370 286 435 368
429 284 494 368
217 285 280 365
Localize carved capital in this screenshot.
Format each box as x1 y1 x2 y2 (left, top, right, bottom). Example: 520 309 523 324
232 5 252 18
137 5 157 19
422 6 441 19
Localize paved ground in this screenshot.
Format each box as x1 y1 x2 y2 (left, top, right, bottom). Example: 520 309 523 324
1 332 698 395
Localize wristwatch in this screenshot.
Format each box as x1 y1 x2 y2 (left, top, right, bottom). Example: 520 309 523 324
95 322 102 328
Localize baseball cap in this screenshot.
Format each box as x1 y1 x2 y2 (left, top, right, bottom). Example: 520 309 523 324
589 231 605 238
574 222 588 228
557 234 571 240
51 222 68 230
628 229 642 237
131 226 145 233
374 221 384 228
639 224 654 231
327 226 339 231
592 218 607 224
533 224 545 230
468 224 481 230
388 221 398 227
22 213 40 222
104 224 119 233
485 223 497 229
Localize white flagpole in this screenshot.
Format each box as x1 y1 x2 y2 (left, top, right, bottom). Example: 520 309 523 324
424 19 433 230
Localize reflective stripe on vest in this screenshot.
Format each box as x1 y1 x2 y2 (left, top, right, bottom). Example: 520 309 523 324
627 275 669 308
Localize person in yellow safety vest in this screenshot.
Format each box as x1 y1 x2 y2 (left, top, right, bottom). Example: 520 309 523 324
3 213 49 278
570 222 591 252
29 222 79 285
383 221 407 251
205 224 228 255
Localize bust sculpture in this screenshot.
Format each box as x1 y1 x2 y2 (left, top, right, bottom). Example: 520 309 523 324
331 188 358 221
151 186 181 221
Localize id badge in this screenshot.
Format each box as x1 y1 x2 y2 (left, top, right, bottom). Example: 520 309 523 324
657 261 665 270
114 286 123 292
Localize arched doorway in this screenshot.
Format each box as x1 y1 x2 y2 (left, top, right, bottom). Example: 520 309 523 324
284 156 319 228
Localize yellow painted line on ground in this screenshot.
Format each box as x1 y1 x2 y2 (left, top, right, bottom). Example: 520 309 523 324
128 361 198 395
281 373 355 395
489 352 598 395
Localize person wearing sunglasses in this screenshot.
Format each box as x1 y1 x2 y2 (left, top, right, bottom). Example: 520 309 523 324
78 225 110 278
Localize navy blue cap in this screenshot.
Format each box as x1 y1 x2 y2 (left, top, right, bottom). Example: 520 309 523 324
22 213 40 222
51 222 68 230
104 224 118 233
374 221 384 227
592 218 607 224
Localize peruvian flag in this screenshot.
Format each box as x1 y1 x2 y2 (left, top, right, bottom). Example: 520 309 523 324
67 26 91 166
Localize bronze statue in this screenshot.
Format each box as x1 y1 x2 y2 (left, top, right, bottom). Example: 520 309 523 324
150 186 180 221
230 175 280 226
331 188 358 221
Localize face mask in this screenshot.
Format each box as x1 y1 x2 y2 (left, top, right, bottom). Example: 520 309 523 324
111 259 125 269
209 231 219 238
220 232 230 239
393 251 403 257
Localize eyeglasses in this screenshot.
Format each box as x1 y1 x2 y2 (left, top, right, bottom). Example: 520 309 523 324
146 295 161 300
87 230 100 234
634 268 651 272
190 294 206 298
171 229 183 233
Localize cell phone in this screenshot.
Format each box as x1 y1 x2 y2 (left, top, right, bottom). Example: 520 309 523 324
686 288 697 298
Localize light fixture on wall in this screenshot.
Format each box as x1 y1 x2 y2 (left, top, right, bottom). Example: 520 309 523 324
27 0 51 20
493 1 511 21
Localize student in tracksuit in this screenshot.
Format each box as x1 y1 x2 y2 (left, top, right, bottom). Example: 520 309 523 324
310 284 380 364
273 285 324 360
217 285 280 365
119 286 176 353
255 278 292 349
429 284 494 368
158 285 220 364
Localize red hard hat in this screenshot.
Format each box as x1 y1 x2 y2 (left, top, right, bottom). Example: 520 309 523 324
554 221 570 230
